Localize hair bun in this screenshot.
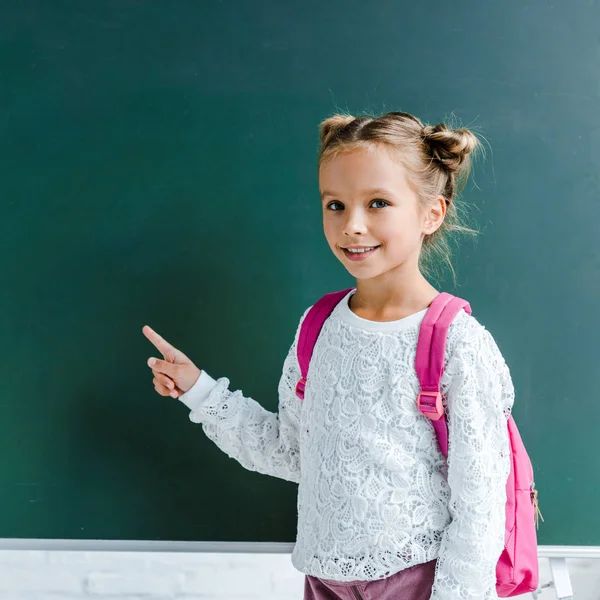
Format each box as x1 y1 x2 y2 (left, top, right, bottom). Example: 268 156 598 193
422 123 479 174
319 114 356 147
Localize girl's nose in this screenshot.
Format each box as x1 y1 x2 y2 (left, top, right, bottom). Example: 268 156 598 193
343 210 368 236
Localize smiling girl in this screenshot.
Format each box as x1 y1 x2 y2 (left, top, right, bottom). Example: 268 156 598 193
144 111 515 600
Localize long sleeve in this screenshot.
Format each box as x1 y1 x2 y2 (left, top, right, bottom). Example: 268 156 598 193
177 308 310 484
430 324 514 600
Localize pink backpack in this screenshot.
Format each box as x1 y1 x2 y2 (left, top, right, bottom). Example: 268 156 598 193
295 289 541 597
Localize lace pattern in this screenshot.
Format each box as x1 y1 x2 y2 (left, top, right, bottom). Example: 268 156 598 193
188 298 514 598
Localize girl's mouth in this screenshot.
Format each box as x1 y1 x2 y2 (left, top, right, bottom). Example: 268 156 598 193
341 245 381 262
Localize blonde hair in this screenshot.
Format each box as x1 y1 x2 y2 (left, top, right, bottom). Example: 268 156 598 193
318 111 482 284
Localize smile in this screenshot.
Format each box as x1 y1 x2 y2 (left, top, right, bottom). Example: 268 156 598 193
341 245 381 262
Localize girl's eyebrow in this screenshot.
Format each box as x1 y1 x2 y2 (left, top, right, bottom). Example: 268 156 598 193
363 187 396 198
320 187 396 200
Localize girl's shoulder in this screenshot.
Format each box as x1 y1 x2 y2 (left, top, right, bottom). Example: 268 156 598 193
445 308 506 367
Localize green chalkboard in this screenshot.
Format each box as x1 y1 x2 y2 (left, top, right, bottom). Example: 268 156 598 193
1 0 597 545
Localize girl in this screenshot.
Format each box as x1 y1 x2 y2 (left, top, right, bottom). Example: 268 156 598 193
143 111 514 600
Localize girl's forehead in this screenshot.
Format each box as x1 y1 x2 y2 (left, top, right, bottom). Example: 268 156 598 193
319 145 410 197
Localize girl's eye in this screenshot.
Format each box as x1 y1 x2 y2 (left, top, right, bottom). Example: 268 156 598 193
371 199 389 209
325 199 389 211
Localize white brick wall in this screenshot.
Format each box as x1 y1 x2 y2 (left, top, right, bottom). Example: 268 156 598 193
0 550 597 599
0 551 304 600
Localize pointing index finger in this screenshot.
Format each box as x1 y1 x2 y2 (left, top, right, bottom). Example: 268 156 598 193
142 325 173 356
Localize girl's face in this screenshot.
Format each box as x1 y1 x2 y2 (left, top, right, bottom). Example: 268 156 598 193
319 144 444 282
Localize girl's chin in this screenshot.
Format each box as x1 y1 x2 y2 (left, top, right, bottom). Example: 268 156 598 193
341 261 386 279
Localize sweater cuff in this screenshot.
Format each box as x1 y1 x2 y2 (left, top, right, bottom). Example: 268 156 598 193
178 370 218 411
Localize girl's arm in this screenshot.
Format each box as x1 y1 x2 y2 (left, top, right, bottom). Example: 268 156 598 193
430 323 514 600
176 308 310 484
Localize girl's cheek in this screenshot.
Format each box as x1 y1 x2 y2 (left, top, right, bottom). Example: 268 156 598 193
323 217 338 241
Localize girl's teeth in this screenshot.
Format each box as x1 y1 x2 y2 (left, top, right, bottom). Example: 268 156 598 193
348 247 376 253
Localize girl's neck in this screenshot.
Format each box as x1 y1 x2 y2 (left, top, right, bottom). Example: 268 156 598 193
349 272 439 322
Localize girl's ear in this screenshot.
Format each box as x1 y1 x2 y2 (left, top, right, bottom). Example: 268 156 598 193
422 196 447 236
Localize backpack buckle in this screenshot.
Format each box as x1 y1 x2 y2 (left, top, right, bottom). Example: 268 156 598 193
296 377 306 400
417 390 444 420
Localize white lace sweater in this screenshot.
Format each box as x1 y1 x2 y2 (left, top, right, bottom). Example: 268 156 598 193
179 289 514 599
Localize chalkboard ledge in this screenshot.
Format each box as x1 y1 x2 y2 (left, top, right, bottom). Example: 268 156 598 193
0 541 596 559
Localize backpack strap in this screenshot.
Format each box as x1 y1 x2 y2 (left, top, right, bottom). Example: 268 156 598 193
416 292 472 458
296 288 355 400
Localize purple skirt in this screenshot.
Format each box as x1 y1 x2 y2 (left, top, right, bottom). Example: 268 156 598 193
304 559 437 600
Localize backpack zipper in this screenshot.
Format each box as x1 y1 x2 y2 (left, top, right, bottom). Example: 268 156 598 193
530 481 544 529
351 585 364 600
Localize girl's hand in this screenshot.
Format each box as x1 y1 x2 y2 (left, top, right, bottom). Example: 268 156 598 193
142 325 201 399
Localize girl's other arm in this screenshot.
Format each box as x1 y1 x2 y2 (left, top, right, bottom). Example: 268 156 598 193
176 308 310 484
430 324 514 600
